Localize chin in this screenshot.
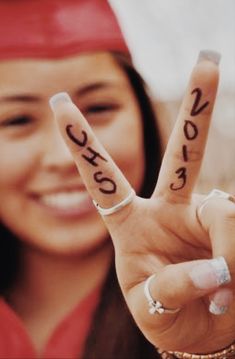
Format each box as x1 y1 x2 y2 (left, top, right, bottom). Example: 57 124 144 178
21 223 110 258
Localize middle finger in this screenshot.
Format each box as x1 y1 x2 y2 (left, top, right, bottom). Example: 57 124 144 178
154 50 220 203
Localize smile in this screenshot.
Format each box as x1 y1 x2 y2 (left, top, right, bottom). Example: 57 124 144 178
40 191 90 210
33 190 95 218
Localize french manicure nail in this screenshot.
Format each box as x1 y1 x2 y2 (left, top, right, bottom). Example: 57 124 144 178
197 50 221 65
49 92 72 112
209 288 233 315
189 257 231 290
209 301 228 315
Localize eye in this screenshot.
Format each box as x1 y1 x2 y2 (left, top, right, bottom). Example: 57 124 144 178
81 103 121 125
85 103 120 115
0 115 33 127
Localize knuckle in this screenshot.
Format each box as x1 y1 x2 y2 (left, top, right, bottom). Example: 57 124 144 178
168 148 202 164
224 210 235 223
185 148 202 162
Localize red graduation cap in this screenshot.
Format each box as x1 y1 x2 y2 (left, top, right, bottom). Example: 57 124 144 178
0 0 129 59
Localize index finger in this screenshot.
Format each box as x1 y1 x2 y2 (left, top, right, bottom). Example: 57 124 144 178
49 93 134 220
154 50 220 202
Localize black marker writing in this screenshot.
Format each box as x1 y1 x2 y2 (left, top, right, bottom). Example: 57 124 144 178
82 147 107 167
190 88 209 116
182 145 188 162
170 86 209 192
66 125 87 147
183 120 198 140
170 167 187 191
94 171 117 194
66 123 117 195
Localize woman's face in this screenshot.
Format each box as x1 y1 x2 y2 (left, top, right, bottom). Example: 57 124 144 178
0 52 145 255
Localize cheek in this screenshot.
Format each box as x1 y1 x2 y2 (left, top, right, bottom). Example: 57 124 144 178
115 134 145 190
0 140 38 188
95 113 145 190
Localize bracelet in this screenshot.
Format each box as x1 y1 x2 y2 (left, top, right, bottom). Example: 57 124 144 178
157 341 235 358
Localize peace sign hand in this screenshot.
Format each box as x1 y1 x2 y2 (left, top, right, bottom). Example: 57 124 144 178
49 50 235 355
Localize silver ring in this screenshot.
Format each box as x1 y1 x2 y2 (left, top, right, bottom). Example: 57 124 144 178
93 188 135 216
198 188 235 217
144 274 181 315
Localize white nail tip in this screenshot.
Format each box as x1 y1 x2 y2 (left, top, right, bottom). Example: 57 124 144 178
49 92 72 111
211 257 231 286
209 301 228 315
189 256 231 290
198 50 221 65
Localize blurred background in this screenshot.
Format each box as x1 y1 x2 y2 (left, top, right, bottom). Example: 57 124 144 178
109 0 235 193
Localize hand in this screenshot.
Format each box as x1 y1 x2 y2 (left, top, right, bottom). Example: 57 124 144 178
50 51 235 354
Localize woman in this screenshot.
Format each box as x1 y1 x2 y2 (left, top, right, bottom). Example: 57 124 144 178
0 1 235 358
0 1 160 358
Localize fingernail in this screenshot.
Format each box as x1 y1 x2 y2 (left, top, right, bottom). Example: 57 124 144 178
197 50 221 65
189 257 231 290
209 288 233 315
49 92 72 112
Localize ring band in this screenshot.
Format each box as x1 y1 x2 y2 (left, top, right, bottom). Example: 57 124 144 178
198 188 235 217
144 274 181 315
93 188 136 216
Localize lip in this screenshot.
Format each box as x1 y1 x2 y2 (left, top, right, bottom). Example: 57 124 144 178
30 188 96 219
30 183 85 195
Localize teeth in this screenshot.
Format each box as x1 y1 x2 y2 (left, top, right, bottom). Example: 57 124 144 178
40 191 90 210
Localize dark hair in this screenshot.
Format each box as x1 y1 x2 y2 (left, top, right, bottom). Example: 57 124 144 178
82 53 161 359
0 222 21 294
113 52 162 199
83 263 159 359
0 52 162 358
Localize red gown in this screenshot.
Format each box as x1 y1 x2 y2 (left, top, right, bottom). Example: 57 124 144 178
0 287 100 358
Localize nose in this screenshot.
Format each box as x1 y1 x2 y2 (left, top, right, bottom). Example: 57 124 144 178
42 124 76 172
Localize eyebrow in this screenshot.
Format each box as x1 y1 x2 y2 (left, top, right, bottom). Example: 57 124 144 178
0 94 41 103
0 81 120 104
75 81 117 97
